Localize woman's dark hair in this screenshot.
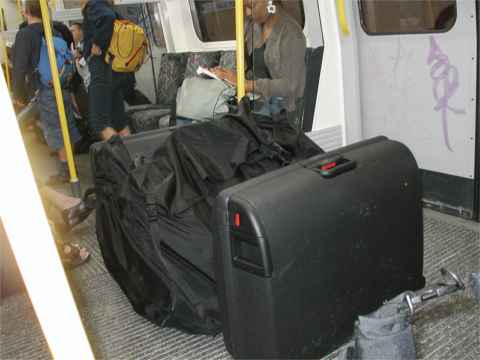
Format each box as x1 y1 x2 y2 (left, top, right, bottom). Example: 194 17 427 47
70 22 83 29
24 1 42 19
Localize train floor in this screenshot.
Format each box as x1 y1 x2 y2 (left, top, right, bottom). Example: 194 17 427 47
1 132 479 360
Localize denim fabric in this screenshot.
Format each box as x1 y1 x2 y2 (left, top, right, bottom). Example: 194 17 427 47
175 117 194 127
253 96 286 117
88 56 128 135
340 294 416 360
38 86 80 151
252 96 302 129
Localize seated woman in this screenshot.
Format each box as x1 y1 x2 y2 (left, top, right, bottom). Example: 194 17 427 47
211 0 306 127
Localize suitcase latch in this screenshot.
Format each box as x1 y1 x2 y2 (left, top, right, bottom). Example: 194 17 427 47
313 155 357 178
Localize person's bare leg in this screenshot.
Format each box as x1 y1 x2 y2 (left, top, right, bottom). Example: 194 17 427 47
101 126 117 140
40 187 81 212
46 148 70 184
118 126 131 137
58 147 67 162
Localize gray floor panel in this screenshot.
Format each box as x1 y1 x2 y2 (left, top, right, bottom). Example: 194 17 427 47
1 210 478 360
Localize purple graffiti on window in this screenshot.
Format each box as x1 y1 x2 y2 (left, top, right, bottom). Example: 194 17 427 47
427 36 465 152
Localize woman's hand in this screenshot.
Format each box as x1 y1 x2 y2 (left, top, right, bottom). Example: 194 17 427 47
210 67 255 92
91 44 102 56
210 67 237 84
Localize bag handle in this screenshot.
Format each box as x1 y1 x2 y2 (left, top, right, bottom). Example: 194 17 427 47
310 155 357 178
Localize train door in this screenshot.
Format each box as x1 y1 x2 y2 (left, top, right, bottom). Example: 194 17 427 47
350 0 478 220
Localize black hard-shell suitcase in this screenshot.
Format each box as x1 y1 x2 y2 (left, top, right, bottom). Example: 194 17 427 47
213 136 425 359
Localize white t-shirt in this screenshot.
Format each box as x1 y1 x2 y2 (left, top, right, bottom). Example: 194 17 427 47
71 42 91 89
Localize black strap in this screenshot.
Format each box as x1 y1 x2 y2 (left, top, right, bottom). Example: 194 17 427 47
169 101 177 127
82 187 97 211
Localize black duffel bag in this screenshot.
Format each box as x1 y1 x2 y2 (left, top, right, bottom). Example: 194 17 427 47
90 102 323 334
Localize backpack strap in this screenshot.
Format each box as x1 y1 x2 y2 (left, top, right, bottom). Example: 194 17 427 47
228 98 293 166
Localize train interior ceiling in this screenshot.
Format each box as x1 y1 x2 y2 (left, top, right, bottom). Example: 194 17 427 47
0 1 479 360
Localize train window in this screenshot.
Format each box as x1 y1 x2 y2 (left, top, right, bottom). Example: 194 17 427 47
359 0 457 35
190 0 236 42
190 0 305 43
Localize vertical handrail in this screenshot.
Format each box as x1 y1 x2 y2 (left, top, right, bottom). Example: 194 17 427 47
39 0 81 197
0 7 11 91
336 0 351 36
235 0 245 101
16 0 22 20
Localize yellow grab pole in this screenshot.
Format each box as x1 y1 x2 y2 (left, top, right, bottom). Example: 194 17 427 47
336 0 351 36
0 8 12 91
16 0 22 20
39 0 81 197
235 0 246 101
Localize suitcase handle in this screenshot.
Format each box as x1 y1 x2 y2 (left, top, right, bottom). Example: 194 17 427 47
233 256 269 277
313 155 357 178
231 232 272 277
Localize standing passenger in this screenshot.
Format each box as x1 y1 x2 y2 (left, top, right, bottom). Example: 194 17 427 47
12 1 80 183
69 22 95 153
70 22 90 90
81 0 130 140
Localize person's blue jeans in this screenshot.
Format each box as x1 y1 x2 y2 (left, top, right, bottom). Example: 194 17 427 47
254 96 286 117
175 117 194 126
253 96 302 129
38 86 81 151
88 56 128 135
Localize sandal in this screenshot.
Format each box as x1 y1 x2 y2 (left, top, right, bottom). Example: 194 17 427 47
58 243 90 269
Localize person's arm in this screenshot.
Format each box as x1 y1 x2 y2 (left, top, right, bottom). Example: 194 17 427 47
12 29 33 104
254 28 306 101
209 68 254 91
88 2 116 53
210 29 306 100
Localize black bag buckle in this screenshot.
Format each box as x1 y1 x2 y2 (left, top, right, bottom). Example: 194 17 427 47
260 143 291 167
404 268 465 315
